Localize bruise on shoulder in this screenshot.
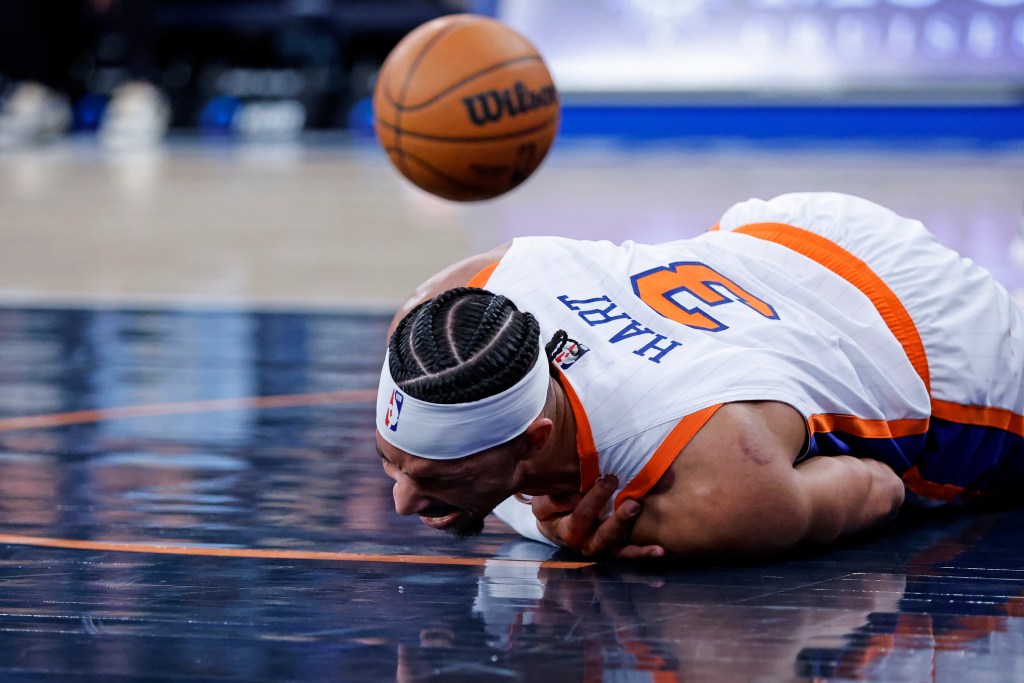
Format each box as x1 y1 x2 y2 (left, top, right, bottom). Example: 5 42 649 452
714 401 805 467
736 427 775 466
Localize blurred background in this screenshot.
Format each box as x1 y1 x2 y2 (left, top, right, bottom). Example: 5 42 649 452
0 0 476 145
0 0 1022 308
2 0 1022 144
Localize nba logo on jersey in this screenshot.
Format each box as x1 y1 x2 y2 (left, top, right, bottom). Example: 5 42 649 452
384 389 404 431
555 341 589 370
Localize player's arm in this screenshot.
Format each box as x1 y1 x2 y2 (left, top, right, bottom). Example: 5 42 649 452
629 402 906 559
536 402 905 560
386 243 511 339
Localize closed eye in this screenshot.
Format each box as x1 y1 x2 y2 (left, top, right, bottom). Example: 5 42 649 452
377 443 448 484
377 445 398 476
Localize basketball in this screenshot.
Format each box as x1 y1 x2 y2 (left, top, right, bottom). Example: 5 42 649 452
373 14 560 202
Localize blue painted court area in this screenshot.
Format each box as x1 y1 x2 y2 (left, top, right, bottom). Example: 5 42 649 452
347 98 1024 146
558 104 1024 145
0 306 1021 681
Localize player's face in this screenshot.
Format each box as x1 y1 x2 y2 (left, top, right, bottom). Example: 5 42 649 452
376 432 518 539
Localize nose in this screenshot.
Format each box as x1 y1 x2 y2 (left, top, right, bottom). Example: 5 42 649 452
392 476 430 516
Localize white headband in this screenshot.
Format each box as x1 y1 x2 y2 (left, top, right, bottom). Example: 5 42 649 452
376 350 550 459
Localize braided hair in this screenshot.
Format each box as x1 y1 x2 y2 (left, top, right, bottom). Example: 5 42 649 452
388 288 546 404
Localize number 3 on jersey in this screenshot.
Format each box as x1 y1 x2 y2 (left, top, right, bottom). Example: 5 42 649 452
630 261 779 332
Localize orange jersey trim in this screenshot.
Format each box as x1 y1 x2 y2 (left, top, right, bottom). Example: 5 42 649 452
902 465 966 503
817 406 1023 503
727 221 1024 504
467 261 499 289
554 369 600 492
614 404 723 509
732 222 931 394
903 463 1012 504
907 400 1024 502
932 399 1024 438
807 413 929 440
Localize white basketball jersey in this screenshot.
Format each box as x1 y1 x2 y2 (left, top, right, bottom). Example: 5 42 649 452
480 192 1024 528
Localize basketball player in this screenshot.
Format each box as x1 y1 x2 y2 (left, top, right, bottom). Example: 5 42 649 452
376 192 1023 560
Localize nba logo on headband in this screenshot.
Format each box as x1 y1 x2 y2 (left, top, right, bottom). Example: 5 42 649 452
376 350 550 460
384 389 404 432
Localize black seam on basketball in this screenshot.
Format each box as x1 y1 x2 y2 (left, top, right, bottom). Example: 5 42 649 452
389 19 476 108
383 147 497 199
375 115 558 143
394 20 470 179
386 55 548 113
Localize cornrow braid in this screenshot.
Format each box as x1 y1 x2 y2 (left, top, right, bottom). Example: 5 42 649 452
389 287 543 404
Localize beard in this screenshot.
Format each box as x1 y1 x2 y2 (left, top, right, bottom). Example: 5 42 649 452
446 511 487 540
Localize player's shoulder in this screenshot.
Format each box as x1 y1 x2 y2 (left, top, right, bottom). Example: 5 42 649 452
631 401 810 557
643 401 807 511
685 401 806 468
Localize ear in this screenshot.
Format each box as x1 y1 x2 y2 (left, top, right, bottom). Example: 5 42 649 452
516 417 553 461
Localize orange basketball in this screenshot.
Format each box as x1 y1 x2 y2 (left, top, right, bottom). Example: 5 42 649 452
373 14 559 202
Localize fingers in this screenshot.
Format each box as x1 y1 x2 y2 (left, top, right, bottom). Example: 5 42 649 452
580 497 642 556
579 497 635 556
556 476 619 548
580 496 666 560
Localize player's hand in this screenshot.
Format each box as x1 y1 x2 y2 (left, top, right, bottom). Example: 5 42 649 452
531 475 665 560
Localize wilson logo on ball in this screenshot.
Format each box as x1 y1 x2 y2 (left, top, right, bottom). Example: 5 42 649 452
373 14 560 200
461 82 557 126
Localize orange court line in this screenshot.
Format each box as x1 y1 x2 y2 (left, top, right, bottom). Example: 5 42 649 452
0 533 593 570
0 389 378 433
0 384 598 570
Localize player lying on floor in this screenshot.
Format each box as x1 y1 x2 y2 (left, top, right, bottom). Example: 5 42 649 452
375 192 1024 560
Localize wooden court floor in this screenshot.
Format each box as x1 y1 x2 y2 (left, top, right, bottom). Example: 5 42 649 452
0 136 1022 681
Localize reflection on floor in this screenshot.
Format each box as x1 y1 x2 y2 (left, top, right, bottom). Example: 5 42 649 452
0 306 1021 681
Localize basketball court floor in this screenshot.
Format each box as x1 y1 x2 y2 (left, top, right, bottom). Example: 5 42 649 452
1 134 1023 681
